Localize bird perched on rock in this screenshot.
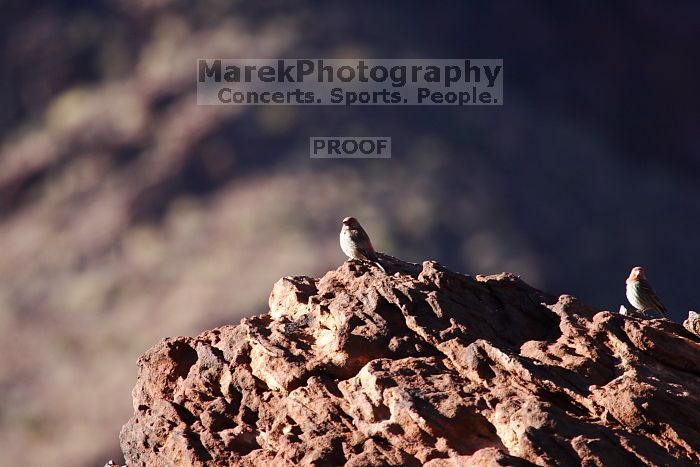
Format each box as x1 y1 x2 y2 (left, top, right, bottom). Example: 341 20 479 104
626 266 667 317
340 217 386 272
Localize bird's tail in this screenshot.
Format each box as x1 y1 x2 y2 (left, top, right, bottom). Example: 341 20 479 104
367 252 386 273
373 260 386 273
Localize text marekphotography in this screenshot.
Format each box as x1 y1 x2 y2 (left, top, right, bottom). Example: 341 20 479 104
197 59 503 106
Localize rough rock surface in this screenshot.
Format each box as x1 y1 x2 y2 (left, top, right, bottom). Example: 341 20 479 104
120 257 700 466
684 311 700 337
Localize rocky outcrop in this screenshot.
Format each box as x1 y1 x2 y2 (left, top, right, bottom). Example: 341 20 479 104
684 311 700 337
120 257 700 466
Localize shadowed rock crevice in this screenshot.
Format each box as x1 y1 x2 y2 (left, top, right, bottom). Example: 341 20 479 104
120 258 700 466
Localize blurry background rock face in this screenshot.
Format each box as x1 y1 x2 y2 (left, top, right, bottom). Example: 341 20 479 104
1 1 699 465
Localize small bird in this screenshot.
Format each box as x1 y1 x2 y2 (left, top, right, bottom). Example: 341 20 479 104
626 266 667 317
339 217 386 272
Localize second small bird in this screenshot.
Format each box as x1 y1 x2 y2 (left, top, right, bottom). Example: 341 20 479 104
626 266 667 318
340 217 386 272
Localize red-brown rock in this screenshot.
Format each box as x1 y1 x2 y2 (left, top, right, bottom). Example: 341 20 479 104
120 257 700 466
